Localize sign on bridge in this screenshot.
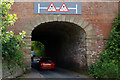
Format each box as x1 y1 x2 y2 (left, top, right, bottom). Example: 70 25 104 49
47 3 57 12
34 2 82 14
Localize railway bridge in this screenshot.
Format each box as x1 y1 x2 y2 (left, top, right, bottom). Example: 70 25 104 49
8 1 119 72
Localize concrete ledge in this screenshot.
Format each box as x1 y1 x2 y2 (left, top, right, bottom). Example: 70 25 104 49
69 15 75 22
48 15 54 22
39 15 47 23
54 15 58 21
57 15 62 21
61 15 66 21
65 15 70 22
43 15 49 22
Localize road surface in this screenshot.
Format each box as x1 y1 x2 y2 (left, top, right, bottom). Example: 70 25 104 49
20 67 93 80
19 57 93 80
39 67 87 78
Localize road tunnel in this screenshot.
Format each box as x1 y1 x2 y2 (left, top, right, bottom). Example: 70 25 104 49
31 21 87 72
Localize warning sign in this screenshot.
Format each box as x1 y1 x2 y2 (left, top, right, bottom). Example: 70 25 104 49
47 3 57 12
59 3 69 12
34 2 82 14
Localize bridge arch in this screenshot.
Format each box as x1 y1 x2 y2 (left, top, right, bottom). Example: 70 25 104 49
23 15 97 71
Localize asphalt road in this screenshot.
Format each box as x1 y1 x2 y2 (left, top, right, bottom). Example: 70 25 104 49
29 67 93 80
28 57 93 80
19 67 93 80
39 67 89 79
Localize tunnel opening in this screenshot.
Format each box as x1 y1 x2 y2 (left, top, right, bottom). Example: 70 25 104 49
31 41 45 57
31 21 87 72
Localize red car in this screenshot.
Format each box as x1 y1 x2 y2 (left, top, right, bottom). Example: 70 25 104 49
39 57 55 70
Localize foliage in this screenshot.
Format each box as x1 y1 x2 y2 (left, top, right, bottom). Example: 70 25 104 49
2 31 26 68
90 61 118 79
89 14 120 79
0 0 26 69
31 41 45 58
100 16 120 63
0 0 17 32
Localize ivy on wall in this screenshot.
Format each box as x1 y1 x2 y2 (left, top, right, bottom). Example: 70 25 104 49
89 14 120 79
0 0 26 72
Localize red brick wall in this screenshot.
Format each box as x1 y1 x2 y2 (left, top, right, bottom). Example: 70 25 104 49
9 2 119 38
6 1 119 72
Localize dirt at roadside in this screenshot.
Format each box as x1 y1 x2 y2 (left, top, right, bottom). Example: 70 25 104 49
18 68 43 78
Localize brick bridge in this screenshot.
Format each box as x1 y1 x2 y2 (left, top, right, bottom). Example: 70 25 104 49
9 1 119 72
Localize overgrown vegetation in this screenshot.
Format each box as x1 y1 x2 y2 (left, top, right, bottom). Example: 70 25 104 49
1 0 26 71
31 41 45 58
89 14 120 79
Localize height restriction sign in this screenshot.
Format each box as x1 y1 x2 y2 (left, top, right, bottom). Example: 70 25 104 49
34 2 82 14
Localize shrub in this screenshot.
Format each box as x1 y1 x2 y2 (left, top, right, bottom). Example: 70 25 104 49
2 31 26 68
89 14 120 79
90 61 118 79
1 0 26 70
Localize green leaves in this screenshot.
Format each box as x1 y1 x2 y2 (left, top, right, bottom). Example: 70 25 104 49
31 41 45 57
90 61 119 79
1 0 26 71
2 31 26 68
89 15 120 79
0 1 17 30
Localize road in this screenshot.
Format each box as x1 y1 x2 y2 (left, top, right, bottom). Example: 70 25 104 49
19 57 93 80
40 68 85 78
20 67 93 80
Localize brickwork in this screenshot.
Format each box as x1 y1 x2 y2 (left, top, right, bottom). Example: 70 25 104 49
7 1 119 74
9 2 118 37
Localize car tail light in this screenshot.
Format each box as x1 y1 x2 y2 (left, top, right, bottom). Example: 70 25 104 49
51 63 55 66
41 63 44 65
40 63 43 65
41 62 46 65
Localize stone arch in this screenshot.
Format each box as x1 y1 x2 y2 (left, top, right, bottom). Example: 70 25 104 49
23 15 97 69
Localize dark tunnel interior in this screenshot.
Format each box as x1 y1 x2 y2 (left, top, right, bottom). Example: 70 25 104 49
31 21 87 71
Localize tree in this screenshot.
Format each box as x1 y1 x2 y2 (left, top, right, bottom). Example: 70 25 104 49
31 41 45 57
